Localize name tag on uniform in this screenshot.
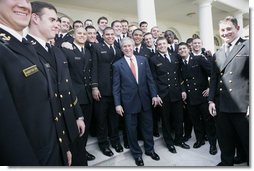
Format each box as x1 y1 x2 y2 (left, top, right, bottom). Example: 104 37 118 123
23 65 39 77
75 57 81 60
101 51 107 54
192 65 199 68
156 63 162 66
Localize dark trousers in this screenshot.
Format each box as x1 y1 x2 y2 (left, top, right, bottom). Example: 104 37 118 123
94 96 120 149
125 110 154 159
70 137 88 166
183 104 192 138
153 106 161 134
188 102 216 145
161 95 184 146
216 112 249 165
80 104 93 146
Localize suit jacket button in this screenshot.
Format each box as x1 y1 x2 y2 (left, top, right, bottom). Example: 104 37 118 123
60 94 63 98
220 80 223 83
59 138 62 143
229 80 232 83
70 104 73 107
68 91 71 95
220 88 222 91
229 89 232 92
62 107 65 111
55 93 58 97
229 72 233 74
66 79 69 82
54 117 58 122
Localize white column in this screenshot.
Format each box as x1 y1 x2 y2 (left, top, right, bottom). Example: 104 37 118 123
234 11 243 37
137 0 157 30
196 0 215 53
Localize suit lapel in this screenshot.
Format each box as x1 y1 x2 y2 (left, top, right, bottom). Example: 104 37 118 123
221 38 245 71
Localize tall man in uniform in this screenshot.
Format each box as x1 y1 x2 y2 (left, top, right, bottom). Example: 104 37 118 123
91 27 123 156
178 42 217 155
27 1 85 165
0 0 82 166
150 37 190 154
208 16 249 166
61 27 96 162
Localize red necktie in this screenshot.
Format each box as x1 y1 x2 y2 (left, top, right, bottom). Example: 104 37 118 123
130 57 136 79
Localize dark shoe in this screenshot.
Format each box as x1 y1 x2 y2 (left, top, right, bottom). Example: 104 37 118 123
135 157 144 166
234 156 247 164
217 162 225 166
209 145 217 155
112 144 123 153
175 142 190 149
101 147 114 157
183 135 191 142
124 143 130 149
145 151 160 161
153 132 160 137
167 145 177 153
86 151 95 161
193 141 205 148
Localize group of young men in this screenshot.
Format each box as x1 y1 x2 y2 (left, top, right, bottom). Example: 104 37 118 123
0 0 249 167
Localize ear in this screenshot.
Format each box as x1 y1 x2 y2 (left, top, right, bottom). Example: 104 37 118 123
236 25 240 31
31 13 40 25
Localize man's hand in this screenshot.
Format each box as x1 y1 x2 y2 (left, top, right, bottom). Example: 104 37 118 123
181 92 187 101
115 105 124 117
92 87 101 101
202 88 209 97
208 101 217 117
66 150 72 166
156 95 163 106
61 42 73 50
152 96 163 107
76 118 85 137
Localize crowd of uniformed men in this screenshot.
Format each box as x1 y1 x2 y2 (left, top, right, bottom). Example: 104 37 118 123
0 0 249 167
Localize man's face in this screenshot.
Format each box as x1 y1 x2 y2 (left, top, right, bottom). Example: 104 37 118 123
34 8 58 41
98 19 108 31
144 34 154 48
157 39 168 53
128 25 138 38
192 39 202 52
178 45 190 58
140 23 148 33
219 21 239 43
103 29 115 45
112 21 122 36
151 27 160 39
73 22 83 30
60 17 70 33
121 40 134 57
164 31 175 44
86 28 97 43
121 21 128 34
132 30 143 45
74 27 87 45
0 0 31 33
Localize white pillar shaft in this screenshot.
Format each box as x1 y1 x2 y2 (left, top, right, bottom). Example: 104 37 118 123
198 0 215 53
137 0 157 30
234 11 243 37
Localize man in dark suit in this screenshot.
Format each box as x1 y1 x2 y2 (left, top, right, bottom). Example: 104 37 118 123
54 16 73 47
150 37 190 154
0 0 82 166
112 37 161 166
27 1 85 165
96 16 108 43
132 29 152 59
208 16 249 166
164 30 178 54
91 27 123 156
178 42 217 155
61 27 96 162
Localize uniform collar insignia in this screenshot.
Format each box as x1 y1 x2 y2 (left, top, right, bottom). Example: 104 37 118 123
0 33 11 41
30 40 37 45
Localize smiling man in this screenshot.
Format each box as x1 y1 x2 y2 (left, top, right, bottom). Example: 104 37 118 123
208 16 249 166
